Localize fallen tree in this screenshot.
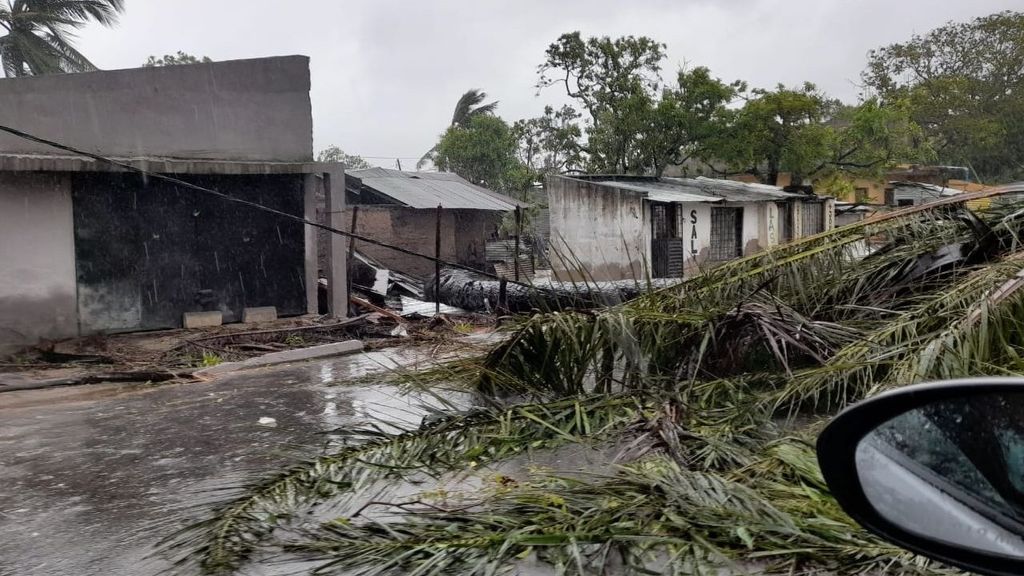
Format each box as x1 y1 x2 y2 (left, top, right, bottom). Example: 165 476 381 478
425 268 675 313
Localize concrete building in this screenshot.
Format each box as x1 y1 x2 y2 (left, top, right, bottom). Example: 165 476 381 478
547 174 834 281
0 56 347 356
341 168 519 279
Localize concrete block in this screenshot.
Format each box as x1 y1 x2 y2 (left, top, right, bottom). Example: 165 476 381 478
183 311 223 329
195 339 363 378
242 306 278 324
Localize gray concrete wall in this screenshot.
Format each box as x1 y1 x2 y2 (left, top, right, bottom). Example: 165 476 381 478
0 56 313 162
0 173 77 356
547 176 648 281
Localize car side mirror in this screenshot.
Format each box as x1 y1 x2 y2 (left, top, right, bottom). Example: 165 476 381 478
817 378 1024 576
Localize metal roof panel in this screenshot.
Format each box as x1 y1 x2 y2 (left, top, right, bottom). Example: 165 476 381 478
347 167 519 210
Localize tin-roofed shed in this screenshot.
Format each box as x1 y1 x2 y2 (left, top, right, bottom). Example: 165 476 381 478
334 168 521 279
546 174 835 281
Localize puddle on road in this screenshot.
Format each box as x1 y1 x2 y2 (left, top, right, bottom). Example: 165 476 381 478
0 341 478 576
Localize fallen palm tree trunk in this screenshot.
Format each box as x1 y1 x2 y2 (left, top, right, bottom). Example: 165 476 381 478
425 268 677 312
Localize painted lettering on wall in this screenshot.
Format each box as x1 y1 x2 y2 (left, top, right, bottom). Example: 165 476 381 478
689 210 698 255
767 206 776 245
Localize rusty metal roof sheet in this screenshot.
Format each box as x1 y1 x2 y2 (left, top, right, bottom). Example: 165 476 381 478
347 167 519 211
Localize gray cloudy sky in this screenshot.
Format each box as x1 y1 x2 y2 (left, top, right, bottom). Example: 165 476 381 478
77 0 1019 167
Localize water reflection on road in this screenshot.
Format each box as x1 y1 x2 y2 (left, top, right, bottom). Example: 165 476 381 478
0 344 466 576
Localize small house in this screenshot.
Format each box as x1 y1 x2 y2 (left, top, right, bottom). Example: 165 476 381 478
0 57 346 355
340 168 520 279
547 174 834 281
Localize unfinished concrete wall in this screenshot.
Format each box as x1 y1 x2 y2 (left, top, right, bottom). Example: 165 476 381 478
0 56 313 162
0 173 77 355
548 176 648 281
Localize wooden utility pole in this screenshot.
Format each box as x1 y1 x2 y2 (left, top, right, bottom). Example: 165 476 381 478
514 206 522 282
435 204 442 315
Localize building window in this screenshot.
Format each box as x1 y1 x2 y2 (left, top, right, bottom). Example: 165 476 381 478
854 187 869 203
801 202 824 237
897 199 914 207
709 207 743 261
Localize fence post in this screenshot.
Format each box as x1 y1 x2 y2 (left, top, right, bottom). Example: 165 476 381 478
435 204 442 315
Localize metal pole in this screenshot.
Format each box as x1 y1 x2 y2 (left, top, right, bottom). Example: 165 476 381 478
514 206 522 282
435 204 442 315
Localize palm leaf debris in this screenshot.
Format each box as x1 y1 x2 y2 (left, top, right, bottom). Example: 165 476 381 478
166 185 1024 575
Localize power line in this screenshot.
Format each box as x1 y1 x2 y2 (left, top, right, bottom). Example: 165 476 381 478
0 124 544 293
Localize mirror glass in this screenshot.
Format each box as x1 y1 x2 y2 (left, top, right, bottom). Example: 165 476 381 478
856 392 1024 557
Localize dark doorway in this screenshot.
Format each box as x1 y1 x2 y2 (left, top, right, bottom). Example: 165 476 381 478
777 202 793 243
650 202 684 278
72 173 307 333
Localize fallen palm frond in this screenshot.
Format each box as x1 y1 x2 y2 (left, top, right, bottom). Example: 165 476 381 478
168 186 1024 575
284 442 950 576
164 395 645 573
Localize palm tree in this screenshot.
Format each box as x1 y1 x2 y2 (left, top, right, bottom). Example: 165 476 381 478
417 88 498 170
0 0 124 78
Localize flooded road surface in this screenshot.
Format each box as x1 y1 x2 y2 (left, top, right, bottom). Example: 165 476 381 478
0 345 465 576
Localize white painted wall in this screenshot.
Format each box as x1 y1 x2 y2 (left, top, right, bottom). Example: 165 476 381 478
0 173 78 355
740 202 762 254
548 177 648 281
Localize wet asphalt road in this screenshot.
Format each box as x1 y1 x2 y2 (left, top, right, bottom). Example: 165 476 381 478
0 346 455 576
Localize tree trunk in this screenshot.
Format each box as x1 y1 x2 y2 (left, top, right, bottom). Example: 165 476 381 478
425 269 655 313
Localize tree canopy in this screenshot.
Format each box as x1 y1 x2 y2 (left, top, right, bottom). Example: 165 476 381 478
418 89 499 170
864 10 1024 181
434 114 529 193
710 84 929 186
317 146 371 170
143 51 213 67
0 0 124 77
536 32 742 176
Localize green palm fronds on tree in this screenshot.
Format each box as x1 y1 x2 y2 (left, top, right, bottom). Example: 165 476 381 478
418 88 499 170
0 0 124 77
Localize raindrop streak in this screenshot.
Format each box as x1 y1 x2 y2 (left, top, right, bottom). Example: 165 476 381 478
238 272 246 301
276 225 283 245
260 253 267 278
152 278 159 303
143 241 149 261
214 252 220 273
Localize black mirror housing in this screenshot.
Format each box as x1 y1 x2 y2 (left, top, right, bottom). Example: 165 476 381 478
818 378 1024 576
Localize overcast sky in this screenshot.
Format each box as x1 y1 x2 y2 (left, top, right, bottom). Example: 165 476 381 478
77 0 1019 168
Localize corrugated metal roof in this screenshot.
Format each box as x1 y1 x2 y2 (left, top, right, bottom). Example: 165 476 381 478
890 181 961 201
595 179 721 203
347 167 519 211
592 176 805 203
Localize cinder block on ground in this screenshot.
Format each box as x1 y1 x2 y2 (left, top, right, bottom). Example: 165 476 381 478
242 306 278 323
195 339 363 377
183 311 223 329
